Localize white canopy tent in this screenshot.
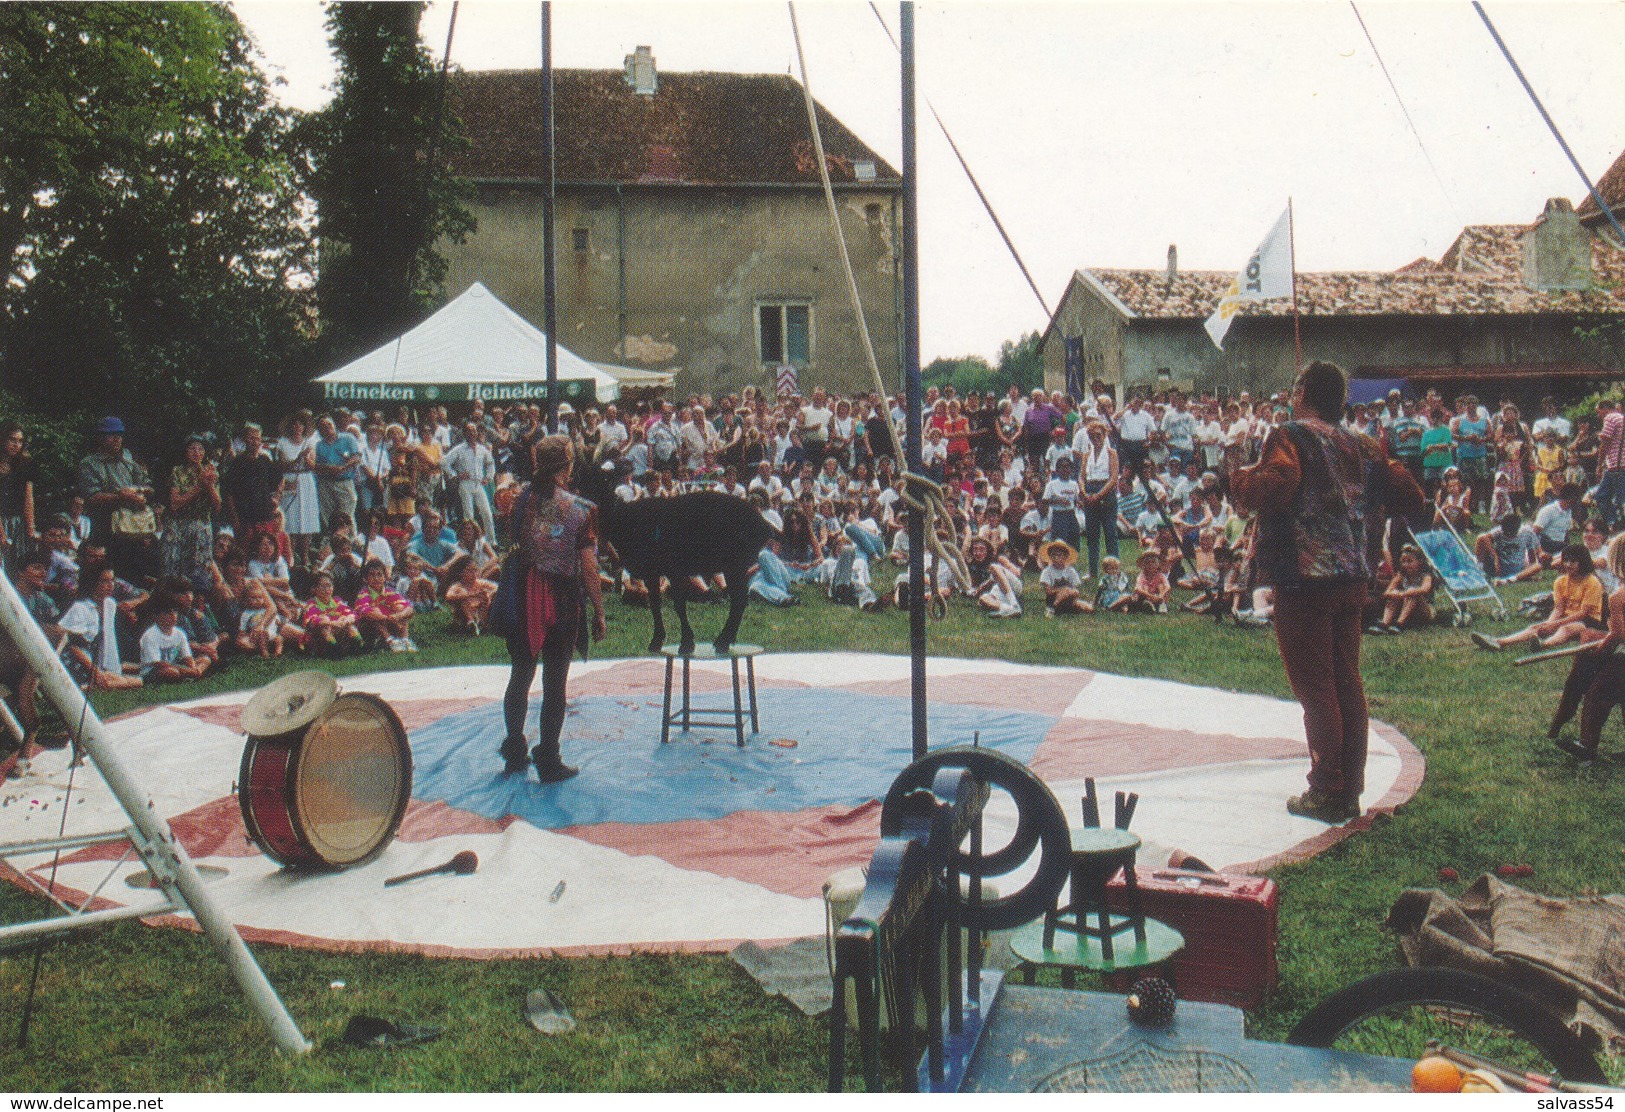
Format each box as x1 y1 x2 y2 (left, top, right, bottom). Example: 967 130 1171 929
315 282 619 408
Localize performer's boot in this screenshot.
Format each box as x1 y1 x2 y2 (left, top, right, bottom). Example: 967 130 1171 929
532 742 579 783
499 736 531 776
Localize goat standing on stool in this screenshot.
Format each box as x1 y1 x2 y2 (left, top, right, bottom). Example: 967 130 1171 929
596 488 772 655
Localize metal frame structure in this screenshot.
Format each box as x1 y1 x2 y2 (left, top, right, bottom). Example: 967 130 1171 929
0 571 311 1054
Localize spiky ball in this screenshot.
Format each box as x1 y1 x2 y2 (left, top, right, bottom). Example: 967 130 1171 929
1125 976 1177 1028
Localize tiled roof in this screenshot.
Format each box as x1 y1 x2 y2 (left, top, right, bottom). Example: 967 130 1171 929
445 68 900 187
1578 147 1625 223
1084 223 1625 320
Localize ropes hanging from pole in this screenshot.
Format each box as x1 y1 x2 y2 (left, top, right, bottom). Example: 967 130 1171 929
540 1 559 432
788 1 966 758
1347 1 1460 224
1473 1 1625 250
866 2 1050 318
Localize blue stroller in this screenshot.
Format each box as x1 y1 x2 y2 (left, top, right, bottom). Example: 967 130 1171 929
1410 522 1508 626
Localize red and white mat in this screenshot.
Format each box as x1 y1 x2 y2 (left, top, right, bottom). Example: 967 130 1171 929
0 655 1422 958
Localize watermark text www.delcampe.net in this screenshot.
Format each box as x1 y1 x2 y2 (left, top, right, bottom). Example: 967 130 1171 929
11 1099 164 1110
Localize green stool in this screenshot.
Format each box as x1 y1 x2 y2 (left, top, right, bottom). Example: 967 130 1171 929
1011 913 1185 990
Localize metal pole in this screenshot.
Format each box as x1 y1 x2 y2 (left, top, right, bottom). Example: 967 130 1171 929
541 0 559 433
0 573 311 1054
901 1 926 761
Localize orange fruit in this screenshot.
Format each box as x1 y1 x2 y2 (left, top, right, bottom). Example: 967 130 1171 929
1412 1056 1464 1093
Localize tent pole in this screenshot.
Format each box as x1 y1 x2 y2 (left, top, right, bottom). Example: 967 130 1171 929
901 1 927 762
541 1 559 433
0 571 309 1054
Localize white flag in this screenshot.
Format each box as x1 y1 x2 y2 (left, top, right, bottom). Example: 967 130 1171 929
1204 206 1294 349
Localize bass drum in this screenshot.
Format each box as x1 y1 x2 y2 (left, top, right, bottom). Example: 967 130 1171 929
239 692 413 870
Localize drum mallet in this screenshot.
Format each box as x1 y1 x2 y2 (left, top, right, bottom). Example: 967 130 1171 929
384 850 479 888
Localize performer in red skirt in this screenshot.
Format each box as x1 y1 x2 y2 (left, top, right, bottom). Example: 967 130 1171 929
500 435 607 782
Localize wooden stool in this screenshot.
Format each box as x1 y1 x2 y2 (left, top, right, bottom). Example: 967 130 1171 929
1011 911 1184 991
1043 827 1147 961
660 643 763 748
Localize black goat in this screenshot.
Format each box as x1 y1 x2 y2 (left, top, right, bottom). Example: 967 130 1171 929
585 476 772 654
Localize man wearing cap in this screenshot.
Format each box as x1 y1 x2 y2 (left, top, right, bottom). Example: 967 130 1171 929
78 417 155 577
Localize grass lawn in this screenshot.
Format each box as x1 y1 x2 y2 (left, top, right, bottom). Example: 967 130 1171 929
3 556 1623 1091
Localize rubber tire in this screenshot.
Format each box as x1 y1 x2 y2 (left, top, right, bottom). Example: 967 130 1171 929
880 746 1071 932
1287 967 1604 1084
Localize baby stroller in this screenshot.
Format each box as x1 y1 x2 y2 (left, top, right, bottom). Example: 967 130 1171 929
1409 522 1508 627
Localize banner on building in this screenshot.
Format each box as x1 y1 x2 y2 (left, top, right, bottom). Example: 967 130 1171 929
1204 206 1293 350
1064 337 1086 400
775 364 799 399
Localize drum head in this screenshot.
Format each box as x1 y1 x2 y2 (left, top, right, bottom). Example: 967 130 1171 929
243 670 338 737
292 693 412 868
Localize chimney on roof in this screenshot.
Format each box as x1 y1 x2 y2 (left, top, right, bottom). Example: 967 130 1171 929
625 45 657 96
1521 197 1592 291
1166 245 1178 281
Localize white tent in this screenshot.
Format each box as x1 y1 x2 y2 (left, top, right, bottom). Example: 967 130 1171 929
315 282 619 407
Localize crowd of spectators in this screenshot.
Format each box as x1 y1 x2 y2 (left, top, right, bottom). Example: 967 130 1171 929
0 379 1612 773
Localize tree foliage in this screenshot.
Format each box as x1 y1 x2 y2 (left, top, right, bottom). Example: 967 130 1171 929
299 1 474 366
0 2 314 440
921 331 1046 398
996 330 1044 392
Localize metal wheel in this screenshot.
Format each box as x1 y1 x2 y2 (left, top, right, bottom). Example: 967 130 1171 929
1287 967 1603 1084
881 746 1071 932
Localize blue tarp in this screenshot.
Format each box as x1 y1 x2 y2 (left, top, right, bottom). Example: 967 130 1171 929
409 689 1056 829
1348 377 1409 406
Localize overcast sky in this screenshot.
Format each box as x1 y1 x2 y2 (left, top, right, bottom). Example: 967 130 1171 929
235 0 1625 363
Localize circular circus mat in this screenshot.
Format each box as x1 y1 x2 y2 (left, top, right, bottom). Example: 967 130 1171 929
0 655 1422 958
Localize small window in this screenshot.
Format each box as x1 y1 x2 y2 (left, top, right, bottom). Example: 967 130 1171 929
757 302 812 367
571 227 590 252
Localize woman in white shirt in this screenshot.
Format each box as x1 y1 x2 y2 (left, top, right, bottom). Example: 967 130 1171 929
1078 420 1120 578
276 412 321 564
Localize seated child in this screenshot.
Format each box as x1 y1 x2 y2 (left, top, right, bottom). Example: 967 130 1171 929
1038 540 1092 615
398 550 440 610
1473 542 1603 653
299 571 363 657
1488 472 1514 524
1474 512 1542 585
352 558 416 650
964 537 1022 618
158 578 221 668
236 579 287 658
138 603 209 683
1128 550 1172 613
247 532 301 619
1370 543 1435 634
454 518 502 581
1179 529 1224 613
1095 555 1131 613
444 554 498 634
1212 542 1245 621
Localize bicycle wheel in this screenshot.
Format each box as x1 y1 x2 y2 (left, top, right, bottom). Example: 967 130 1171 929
1287 967 1604 1085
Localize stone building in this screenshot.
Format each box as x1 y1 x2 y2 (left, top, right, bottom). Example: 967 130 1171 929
440 49 903 400
1040 189 1625 407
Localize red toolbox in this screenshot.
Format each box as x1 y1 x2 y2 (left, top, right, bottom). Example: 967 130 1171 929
1105 867 1278 1009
